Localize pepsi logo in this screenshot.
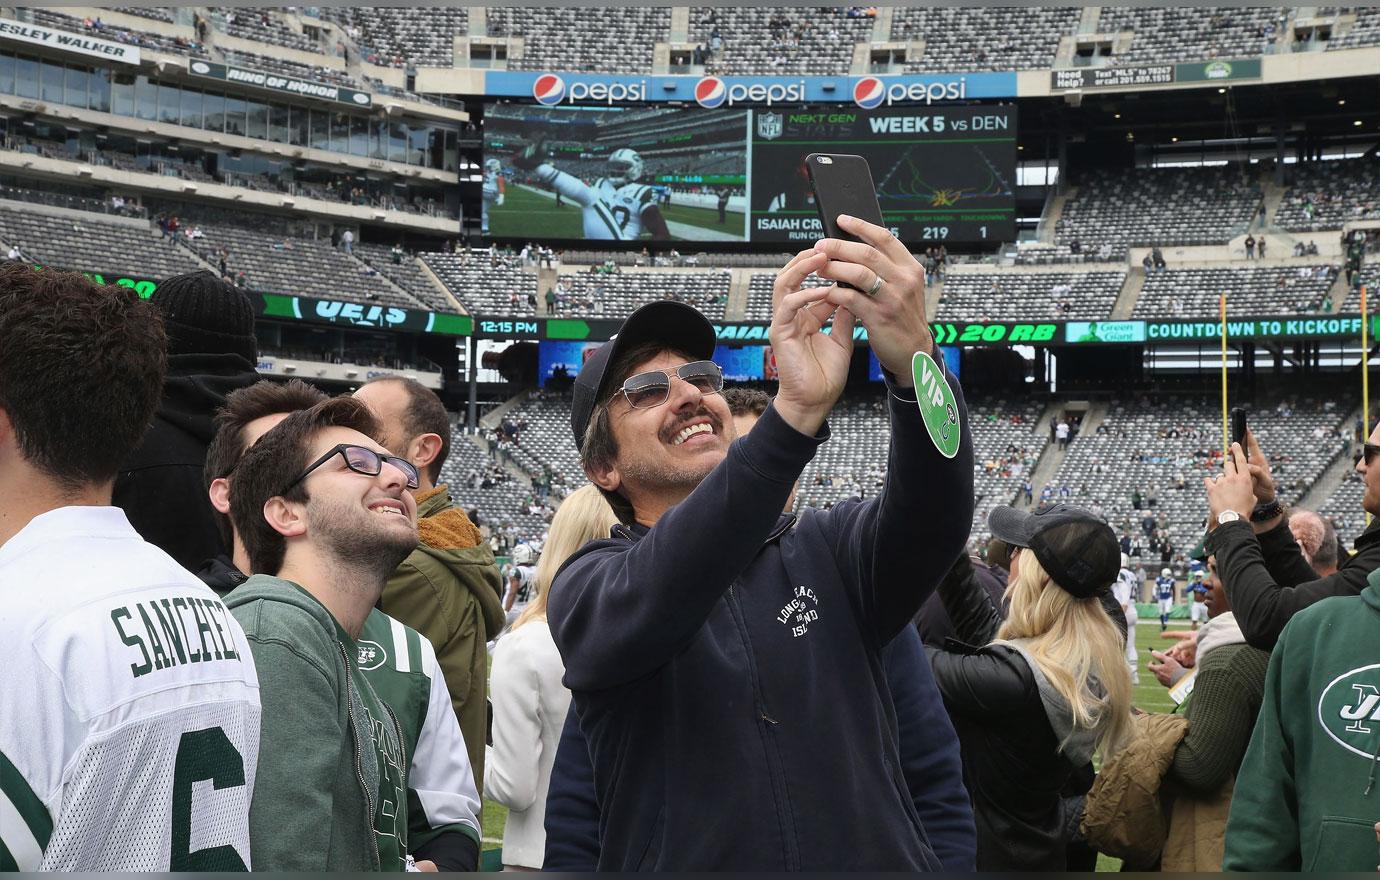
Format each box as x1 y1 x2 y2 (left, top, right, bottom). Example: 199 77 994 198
694 76 726 109
533 73 566 106
853 77 885 109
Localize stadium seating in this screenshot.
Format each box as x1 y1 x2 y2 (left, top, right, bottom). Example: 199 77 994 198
181 221 431 309
1276 156 1380 232
1328 6 1380 50
939 271 1126 321
546 270 731 320
437 429 552 543
0 203 202 279
1099 6 1281 64
28 9 204 56
691 7 874 76
1319 470 1365 546
1057 166 1263 255
112 7 177 24
505 7 670 73
1132 264 1337 317
421 251 539 316
211 8 320 54
1340 264 1380 313
744 272 830 321
352 243 458 313
893 7 1078 72
322 6 468 68
1045 394 1349 559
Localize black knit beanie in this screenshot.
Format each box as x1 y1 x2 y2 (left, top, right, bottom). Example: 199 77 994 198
151 270 258 361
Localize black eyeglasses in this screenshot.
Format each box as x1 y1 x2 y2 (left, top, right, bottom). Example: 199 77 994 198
282 443 420 494
614 360 724 410
1356 442 1380 467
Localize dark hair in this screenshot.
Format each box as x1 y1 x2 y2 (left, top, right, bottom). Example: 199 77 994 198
723 387 770 419
579 341 690 525
362 375 451 484
230 397 378 576
0 264 166 492
205 379 329 547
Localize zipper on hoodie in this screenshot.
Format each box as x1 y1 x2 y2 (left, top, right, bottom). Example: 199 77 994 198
338 641 380 870
726 582 800 870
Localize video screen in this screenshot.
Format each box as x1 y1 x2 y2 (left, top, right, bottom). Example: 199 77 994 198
538 340 603 386
714 344 770 382
484 102 749 242
748 106 1016 245
869 346 960 382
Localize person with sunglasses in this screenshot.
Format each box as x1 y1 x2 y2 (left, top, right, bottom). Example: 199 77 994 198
223 397 422 871
549 214 974 870
1203 427 1380 652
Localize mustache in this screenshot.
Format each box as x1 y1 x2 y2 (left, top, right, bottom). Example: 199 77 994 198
660 408 723 444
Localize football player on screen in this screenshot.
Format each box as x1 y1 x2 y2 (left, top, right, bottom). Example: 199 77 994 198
481 158 505 236
513 141 670 240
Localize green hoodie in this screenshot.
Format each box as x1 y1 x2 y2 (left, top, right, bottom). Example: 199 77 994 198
1223 572 1380 870
380 485 504 795
226 575 409 871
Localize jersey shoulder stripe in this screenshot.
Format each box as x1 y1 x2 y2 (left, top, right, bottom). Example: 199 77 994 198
636 185 654 205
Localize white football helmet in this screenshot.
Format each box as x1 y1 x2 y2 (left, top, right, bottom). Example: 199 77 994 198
607 148 644 185
513 543 536 565
484 158 502 175
1161 567 1172 577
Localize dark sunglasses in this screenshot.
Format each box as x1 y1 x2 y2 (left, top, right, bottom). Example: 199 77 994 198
282 443 420 494
614 360 724 410
1356 442 1380 467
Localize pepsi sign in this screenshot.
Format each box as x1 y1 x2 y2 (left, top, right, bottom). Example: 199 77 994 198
853 75 968 108
695 76 806 107
532 72 647 105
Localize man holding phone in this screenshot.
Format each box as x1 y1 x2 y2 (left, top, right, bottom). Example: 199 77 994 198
549 213 973 870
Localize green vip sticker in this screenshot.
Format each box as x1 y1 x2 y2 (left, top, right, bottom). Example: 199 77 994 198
912 351 961 459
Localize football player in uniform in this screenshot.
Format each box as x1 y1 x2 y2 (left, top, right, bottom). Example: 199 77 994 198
504 543 539 621
513 142 670 240
482 158 505 236
1113 554 1141 684
1155 566 1176 631
203 379 483 871
0 265 261 871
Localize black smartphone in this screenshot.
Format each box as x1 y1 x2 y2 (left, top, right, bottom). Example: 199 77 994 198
806 153 885 291
1231 407 1248 460
806 152 886 242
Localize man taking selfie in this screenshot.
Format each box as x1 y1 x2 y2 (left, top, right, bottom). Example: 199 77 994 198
549 214 974 870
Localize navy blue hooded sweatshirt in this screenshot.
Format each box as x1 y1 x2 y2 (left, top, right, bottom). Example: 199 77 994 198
542 624 977 870
547 372 974 871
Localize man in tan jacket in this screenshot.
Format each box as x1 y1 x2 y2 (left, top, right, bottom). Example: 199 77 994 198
355 377 506 794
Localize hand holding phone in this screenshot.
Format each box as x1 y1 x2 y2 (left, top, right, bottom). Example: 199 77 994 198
807 153 885 291
1231 407 1249 462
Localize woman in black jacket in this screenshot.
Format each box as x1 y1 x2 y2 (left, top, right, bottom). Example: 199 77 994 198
928 504 1134 870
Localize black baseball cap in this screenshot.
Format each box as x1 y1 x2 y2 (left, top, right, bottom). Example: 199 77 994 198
570 301 717 451
988 503 1120 598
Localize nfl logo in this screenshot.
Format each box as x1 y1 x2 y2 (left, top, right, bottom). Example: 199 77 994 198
757 112 783 140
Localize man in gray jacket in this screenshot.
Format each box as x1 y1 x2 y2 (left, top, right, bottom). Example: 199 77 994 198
225 396 421 870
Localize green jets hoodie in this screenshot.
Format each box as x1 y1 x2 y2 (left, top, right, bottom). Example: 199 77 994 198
226 575 409 871
1223 572 1380 870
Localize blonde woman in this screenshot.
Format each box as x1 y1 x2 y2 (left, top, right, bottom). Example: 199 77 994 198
927 504 1133 870
486 485 619 870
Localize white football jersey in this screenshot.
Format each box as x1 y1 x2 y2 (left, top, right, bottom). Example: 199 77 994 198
0 507 261 871
482 169 502 203
536 164 655 240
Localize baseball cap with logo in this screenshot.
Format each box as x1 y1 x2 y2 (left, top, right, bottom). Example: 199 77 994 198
987 503 1120 598
569 300 717 451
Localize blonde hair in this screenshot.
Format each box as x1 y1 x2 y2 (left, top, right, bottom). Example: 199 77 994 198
996 551 1133 759
512 484 620 631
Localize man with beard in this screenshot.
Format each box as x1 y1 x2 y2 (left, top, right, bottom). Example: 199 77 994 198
225 398 420 871
550 215 974 869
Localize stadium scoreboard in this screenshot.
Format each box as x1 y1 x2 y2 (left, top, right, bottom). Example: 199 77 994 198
483 102 1015 246
748 105 1017 245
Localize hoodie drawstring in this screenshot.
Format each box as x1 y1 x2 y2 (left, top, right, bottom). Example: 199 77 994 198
1364 736 1380 796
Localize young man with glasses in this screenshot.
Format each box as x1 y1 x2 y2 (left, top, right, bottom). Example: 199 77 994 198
223 397 421 871
1204 427 1380 651
202 379 482 871
550 215 974 870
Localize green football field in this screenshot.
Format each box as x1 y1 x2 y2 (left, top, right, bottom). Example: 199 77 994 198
481 620 1184 868
488 184 745 241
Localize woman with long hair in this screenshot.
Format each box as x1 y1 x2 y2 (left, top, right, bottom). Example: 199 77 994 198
486 485 619 870
927 504 1134 870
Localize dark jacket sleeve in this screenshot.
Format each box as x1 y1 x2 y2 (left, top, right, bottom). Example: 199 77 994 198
935 553 1003 646
549 403 826 690
1208 518 1377 651
820 366 975 644
925 643 1036 721
542 707 601 871
883 627 976 871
